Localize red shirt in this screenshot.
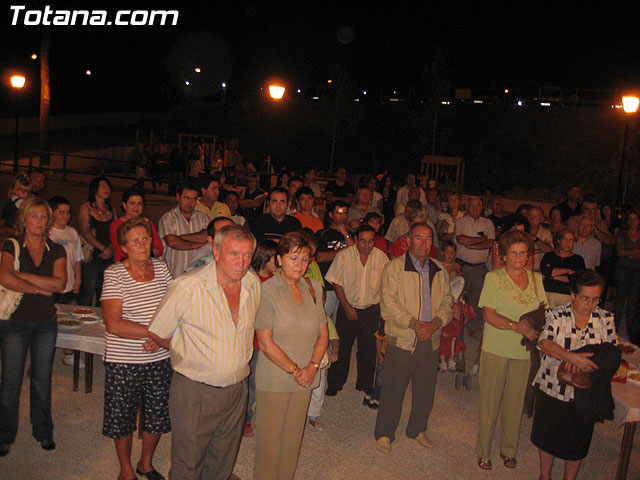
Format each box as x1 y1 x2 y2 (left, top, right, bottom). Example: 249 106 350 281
110 217 164 263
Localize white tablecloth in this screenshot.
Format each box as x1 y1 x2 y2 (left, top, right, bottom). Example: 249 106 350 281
612 346 640 426
55 304 105 356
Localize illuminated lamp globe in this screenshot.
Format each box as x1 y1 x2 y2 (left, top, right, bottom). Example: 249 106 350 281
622 96 639 114
269 85 285 100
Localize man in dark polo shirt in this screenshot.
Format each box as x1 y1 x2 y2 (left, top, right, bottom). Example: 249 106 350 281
251 187 302 242
325 167 355 205
316 201 355 332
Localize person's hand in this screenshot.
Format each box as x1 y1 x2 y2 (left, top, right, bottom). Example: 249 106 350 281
523 329 538 341
416 322 438 341
98 245 113 259
345 305 358 321
293 365 317 388
569 352 598 373
329 343 339 363
142 338 160 352
72 281 81 294
39 288 53 297
337 225 349 238
377 353 385 365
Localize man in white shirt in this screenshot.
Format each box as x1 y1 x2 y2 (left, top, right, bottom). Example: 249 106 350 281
325 225 389 402
395 174 426 214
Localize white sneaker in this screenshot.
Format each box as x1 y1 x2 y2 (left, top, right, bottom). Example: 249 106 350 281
439 359 448 371
63 354 85 368
447 358 456 371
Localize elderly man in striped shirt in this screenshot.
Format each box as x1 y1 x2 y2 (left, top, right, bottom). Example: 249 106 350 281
148 224 260 480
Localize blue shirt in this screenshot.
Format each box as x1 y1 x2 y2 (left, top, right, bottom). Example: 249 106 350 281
409 253 432 323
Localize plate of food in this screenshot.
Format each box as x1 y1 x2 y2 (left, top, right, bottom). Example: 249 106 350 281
627 370 640 385
57 318 82 331
69 308 94 316
76 315 100 325
619 342 638 355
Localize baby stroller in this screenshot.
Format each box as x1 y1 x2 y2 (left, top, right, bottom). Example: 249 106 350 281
440 276 476 390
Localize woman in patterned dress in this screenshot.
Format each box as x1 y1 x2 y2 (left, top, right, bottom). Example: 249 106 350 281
532 269 617 480
101 217 173 480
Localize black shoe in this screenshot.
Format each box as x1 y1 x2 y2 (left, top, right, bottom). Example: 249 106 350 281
0 444 9 456
363 395 378 409
41 439 56 450
136 467 165 480
325 388 339 397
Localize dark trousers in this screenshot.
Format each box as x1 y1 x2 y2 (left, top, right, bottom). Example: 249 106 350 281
328 304 380 394
614 264 640 332
374 341 439 442
0 317 57 444
78 257 112 307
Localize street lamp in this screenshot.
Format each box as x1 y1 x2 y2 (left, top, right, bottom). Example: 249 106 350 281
268 85 285 100
616 95 639 207
10 75 26 172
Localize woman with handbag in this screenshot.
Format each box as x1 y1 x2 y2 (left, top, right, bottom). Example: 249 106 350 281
532 269 617 480
475 229 548 470
254 231 328 480
0 197 67 455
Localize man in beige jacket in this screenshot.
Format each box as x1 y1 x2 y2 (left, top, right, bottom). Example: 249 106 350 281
374 222 453 454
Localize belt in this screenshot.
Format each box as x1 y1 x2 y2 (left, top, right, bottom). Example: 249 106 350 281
457 259 486 267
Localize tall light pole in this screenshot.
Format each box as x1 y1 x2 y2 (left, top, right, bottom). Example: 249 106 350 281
616 95 639 207
10 75 26 173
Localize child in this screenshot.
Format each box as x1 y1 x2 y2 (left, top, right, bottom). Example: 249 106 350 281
0 174 31 232
439 241 475 372
48 196 85 366
244 240 278 437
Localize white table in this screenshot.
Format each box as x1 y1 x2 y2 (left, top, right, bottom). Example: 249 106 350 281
612 346 640 480
55 304 105 393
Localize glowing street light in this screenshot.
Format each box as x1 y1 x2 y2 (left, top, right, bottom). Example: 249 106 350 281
10 75 26 88
269 85 285 100
616 95 640 206
31 53 37 60
622 96 639 114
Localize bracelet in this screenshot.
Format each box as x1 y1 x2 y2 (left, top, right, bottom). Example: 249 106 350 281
288 364 299 374
35 287 39 295
508 321 513 330
310 361 320 369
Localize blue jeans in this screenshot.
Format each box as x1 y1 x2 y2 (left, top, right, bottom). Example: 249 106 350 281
78 257 112 307
0 316 58 444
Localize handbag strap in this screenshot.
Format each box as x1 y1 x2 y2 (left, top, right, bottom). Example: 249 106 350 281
8 238 19 272
527 268 541 304
304 277 317 304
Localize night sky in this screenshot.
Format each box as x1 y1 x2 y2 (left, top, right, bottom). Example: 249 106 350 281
2 2 640 114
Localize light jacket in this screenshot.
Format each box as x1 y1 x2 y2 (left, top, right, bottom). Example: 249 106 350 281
380 253 453 352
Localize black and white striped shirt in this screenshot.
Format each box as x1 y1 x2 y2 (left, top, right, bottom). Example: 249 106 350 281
101 259 173 364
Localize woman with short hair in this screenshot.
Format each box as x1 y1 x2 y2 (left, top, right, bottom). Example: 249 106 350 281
476 230 547 470
532 269 618 480
101 217 173 480
254 231 329 480
540 229 586 309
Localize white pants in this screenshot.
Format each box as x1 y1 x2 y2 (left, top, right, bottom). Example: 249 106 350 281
307 368 328 419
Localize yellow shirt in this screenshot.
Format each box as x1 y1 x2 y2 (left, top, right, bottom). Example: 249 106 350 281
148 261 261 387
195 199 232 221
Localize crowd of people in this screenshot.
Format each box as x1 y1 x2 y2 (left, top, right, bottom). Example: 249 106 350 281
0 167 628 480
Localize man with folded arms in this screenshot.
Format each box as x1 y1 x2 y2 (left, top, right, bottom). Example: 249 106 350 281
148 224 260 480
374 223 452 453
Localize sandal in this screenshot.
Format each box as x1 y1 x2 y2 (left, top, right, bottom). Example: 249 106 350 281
477 457 492 470
500 453 517 468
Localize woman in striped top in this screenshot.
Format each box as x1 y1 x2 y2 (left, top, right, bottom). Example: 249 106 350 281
101 217 173 480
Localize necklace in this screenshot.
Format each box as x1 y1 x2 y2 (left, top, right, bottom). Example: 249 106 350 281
497 269 536 305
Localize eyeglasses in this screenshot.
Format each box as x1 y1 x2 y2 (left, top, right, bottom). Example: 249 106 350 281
507 251 528 257
128 236 152 246
577 295 601 304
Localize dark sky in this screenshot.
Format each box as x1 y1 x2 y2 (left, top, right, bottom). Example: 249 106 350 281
2 1 640 113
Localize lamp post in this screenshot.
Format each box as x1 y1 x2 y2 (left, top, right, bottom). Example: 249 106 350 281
616 96 639 207
10 75 26 173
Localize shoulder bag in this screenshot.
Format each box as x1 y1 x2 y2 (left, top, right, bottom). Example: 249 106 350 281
0 238 24 320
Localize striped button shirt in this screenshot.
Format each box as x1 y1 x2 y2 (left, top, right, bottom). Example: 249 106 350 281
148 261 261 387
158 206 209 279
101 259 173 364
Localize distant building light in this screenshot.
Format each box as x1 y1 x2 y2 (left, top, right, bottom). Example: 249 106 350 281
354 98 360 102
185 81 190 86
518 100 523 106
389 98 399 102
327 79 332 84
441 101 451 105
297 89 301 93
473 100 483 104
221 82 226 88
194 67 201 73
85 70 92 76
31 53 37 60
504 89 509 94
541 102 551 107
363 90 367 95
312 96 319 100
393 91 397 95
614 104 623 109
